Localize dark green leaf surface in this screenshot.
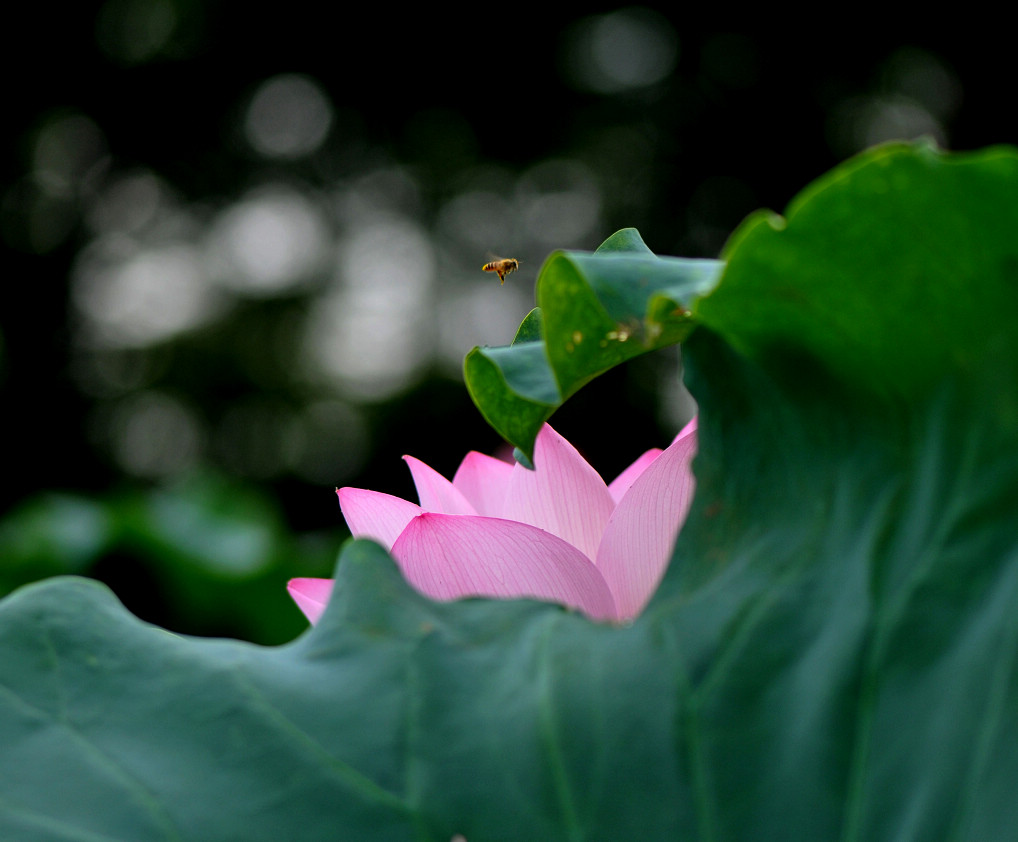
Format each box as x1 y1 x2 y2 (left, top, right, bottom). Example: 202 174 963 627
695 140 1018 402
4 142 1018 840
465 228 721 458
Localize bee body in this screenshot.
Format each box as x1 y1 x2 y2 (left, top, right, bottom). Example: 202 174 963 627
481 257 520 285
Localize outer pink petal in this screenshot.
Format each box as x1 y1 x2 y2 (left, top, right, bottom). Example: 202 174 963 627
672 415 697 445
596 424 697 620
607 448 663 504
337 487 421 550
287 577 334 625
501 424 616 561
452 451 514 516
403 455 477 515
391 513 618 622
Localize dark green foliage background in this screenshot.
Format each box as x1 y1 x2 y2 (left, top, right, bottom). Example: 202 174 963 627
3 143 1018 839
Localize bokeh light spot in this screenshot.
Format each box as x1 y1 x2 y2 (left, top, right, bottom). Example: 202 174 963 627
95 0 177 64
106 391 204 478
438 188 516 253
829 95 944 158
518 159 601 246
305 219 435 399
244 74 334 159
828 47 958 158
85 171 166 236
437 285 531 371
32 112 108 196
207 187 332 296
2 177 78 253
880 47 962 121
72 241 224 347
562 8 679 94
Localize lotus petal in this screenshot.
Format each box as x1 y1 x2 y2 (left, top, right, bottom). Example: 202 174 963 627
337 488 421 550
596 427 697 619
296 419 700 627
287 577 334 624
452 451 514 516
392 513 618 621
501 425 615 561
607 448 663 504
672 415 697 444
403 455 478 515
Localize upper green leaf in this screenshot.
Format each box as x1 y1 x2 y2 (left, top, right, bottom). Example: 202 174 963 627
465 228 721 458
696 140 1018 402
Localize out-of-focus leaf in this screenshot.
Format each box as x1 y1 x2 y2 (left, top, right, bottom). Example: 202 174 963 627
0 495 114 589
121 474 287 578
0 474 338 643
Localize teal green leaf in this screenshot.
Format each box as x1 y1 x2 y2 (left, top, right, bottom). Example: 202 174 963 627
4 141 1018 839
465 227 721 459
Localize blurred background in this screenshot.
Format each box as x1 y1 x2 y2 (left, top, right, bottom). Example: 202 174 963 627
0 6 1005 642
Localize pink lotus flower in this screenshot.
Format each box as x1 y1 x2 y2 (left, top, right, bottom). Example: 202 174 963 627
288 418 696 623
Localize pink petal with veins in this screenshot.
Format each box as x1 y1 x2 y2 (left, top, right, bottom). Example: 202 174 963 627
596 426 697 620
337 487 421 550
452 451 514 516
392 513 618 621
607 448 663 504
672 415 697 444
501 425 615 561
287 577 334 625
290 418 702 627
403 455 478 515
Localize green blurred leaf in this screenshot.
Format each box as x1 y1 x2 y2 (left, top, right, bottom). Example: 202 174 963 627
120 473 288 578
114 473 337 643
0 474 337 644
0 495 114 589
465 228 721 458
4 142 1018 839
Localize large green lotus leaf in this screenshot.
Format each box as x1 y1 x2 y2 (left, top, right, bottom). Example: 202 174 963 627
465 228 721 458
664 329 1018 839
4 141 1018 840
695 140 1018 402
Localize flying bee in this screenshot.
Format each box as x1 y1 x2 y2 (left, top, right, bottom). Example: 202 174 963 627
481 257 520 285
